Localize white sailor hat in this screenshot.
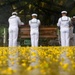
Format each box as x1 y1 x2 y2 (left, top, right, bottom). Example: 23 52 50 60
12 12 18 15
73 16 75 18
61 11 67 14
32 13 37 16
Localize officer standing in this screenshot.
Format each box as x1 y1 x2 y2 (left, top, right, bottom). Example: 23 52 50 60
57 11 71 46
29 13 41 47
8 12 24 47
71 16 75 45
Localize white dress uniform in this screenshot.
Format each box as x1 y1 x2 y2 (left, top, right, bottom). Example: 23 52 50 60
8 12 24 47
57 11 71 46
29 14 40 47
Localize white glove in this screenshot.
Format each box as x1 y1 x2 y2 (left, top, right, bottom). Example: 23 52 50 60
21 22 24 25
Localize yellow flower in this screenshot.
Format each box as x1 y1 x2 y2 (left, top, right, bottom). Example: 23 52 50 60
0 60 2 66
40 69 46 74
27 66 33 71
72 64 75 69
22 63 26 67
62 63 69 70
1 68 13 75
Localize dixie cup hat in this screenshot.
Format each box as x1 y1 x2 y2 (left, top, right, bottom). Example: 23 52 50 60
32 13 37 16
12 12 18 15
73 16 75 18
61 11 67 14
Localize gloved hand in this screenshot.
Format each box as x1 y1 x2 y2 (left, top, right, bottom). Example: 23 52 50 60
21 22 24 25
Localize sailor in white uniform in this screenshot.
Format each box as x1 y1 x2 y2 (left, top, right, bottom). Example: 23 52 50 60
29 13 41 47
57 11 71 46
8 12 24 47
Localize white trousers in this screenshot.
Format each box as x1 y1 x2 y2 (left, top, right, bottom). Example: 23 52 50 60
60 31 69 46
31 33 39 47
8 27 18 47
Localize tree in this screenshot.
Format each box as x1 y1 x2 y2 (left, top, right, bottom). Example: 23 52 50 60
0 0 75 26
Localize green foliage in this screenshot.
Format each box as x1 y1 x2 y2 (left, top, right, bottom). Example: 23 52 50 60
0 0 75 25
0 26 5 37
0 26 7 37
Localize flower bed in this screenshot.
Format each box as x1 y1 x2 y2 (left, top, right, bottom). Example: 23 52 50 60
0 47 75 75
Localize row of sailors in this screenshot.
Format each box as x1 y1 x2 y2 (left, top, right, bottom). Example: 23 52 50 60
8 11 75 47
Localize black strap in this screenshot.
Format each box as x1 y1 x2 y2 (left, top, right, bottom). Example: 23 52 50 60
31 20 38 23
